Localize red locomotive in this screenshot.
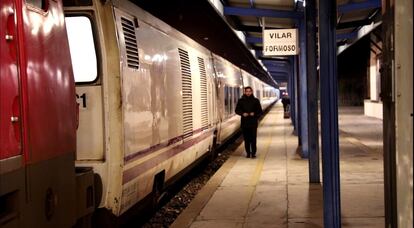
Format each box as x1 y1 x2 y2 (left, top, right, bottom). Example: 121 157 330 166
1 0 93 227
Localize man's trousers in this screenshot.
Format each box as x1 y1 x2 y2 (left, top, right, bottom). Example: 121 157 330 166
242 127 258 156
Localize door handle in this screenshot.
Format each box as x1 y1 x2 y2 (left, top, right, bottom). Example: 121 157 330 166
5 34 13 41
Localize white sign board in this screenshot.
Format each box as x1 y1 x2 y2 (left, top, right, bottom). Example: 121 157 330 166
263 29 299 56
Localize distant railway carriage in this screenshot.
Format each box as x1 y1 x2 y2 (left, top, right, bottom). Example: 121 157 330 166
1 0 277 226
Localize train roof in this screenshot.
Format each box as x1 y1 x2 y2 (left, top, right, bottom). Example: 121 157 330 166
131 0 277 88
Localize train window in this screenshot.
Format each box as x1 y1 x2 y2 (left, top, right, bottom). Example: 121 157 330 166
229 87 233 115
26 0 47 10
224 86 227 106
224 86 228 110
65 16 98 83
234 87 240 104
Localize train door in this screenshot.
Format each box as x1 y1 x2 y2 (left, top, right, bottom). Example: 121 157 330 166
65 15 104 161
0 0 22 166
206 58 217 137
207 66 215 127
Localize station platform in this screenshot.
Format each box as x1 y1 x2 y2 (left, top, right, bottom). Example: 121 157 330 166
171 102 384 228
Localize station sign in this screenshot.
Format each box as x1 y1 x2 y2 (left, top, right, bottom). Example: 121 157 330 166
263 29 299 56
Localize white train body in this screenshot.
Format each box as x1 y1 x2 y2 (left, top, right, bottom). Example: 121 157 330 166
64 0 278 216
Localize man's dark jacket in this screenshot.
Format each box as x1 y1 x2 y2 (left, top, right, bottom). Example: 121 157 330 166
235 95 263 128
281 96 290 105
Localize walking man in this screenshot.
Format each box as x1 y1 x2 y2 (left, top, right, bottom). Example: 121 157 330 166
235 86 263 158
281 92 290 113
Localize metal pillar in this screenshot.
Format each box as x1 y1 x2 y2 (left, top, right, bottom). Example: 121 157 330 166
306 0 320 183
299 17 309 158
288 56 297 131
293 56 300 137
319 0 341 227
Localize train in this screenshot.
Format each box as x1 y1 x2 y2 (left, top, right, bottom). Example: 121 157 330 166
0 0 278 227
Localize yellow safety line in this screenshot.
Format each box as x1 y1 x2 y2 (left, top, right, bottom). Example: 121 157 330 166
242 107 276 224
249 131 272 185
249 110 275 185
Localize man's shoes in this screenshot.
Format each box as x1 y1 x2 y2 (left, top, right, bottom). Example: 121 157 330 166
251 154 256 158
246 154 251 158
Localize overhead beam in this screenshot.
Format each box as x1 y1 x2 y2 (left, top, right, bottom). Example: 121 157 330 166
338 21 382 55
271 73 289 80
271 77 288 81
268 72 289 76
248 36 263 43
273 76 287 79
338 0 381 14
269 75 288 80
272 79 288 83
271 76 288 79
261 59 290 65
235 25 282 33
263 62 289 67
266 67 290 73
264 65 290 70
224 6 303 19
336 32 357 40
337 19 372 29
265 67 290 73
269 69 288 74
269 71 288 76
246 36 262 44
263 63 290 69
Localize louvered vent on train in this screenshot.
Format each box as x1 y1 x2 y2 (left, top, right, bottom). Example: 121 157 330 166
121 17 139 69
178 49 193 139
198 57 208 129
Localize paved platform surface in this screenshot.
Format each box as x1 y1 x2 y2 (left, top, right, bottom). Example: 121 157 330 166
171 102 384 228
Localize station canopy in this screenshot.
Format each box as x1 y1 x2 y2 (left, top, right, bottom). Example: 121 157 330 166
134 0 381 86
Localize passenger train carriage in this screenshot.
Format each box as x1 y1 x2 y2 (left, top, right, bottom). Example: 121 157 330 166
1 0 277 226
64 0 277 217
